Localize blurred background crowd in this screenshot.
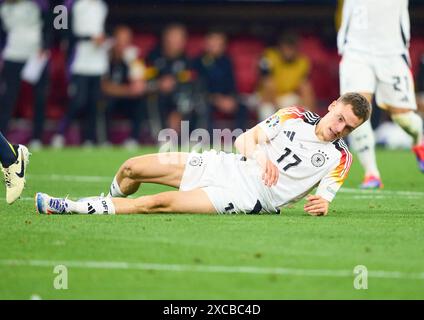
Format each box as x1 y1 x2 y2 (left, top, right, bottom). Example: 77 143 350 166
1 0 424 149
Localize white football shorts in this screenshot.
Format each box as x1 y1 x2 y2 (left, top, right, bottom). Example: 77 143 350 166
179 150 279 214
339 50 417 110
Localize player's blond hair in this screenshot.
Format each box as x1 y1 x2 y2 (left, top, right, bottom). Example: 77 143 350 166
338 92 371 123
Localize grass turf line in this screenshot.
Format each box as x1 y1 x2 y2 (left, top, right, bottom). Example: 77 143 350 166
0 147 423 299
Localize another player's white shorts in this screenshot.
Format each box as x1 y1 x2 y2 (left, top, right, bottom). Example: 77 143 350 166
179 150 279 215
340 50 417 110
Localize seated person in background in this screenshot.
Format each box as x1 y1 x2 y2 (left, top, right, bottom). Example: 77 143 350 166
146 23 194 133
257 31 316 120
193 30 247 132
102 25 146 148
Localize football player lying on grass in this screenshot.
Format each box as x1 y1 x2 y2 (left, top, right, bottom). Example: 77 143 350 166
35 92 370 216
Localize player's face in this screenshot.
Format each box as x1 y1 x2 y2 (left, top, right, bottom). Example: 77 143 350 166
322 101 364 141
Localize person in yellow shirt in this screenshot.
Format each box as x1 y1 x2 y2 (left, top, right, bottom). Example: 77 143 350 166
257 32 316 120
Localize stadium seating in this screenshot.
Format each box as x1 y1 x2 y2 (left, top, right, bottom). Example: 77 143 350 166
299 35 340 114
227 36 264 94
133 33 158 59
8 32 424 144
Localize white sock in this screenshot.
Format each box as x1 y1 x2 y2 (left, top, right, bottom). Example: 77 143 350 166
107 176 126 198
66 197 115 215
391 111 423 146
348 119 381 178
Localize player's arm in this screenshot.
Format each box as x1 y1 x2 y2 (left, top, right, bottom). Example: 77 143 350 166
235 120 279 187
305 142 352 216
234 124 269 158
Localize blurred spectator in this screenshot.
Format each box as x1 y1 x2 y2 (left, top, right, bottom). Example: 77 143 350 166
52 0 108 148
102 25 147 148
417 53 424 116
257 31 315 120
193 30 247 132
0 0 52 149
146 23 194 133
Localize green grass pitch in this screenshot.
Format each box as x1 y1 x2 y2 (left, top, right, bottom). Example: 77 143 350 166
0 147 423 299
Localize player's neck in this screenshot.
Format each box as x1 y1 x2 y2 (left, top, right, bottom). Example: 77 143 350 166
314 123 327 142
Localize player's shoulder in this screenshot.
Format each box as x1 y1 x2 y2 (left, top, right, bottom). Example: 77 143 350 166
276 106 320 125
332 138 352 159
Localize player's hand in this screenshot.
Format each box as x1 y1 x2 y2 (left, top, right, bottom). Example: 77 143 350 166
304 194 329 216
255 154 278 188
262 159 279 187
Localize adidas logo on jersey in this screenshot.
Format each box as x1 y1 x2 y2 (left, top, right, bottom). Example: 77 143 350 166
283 131 296 141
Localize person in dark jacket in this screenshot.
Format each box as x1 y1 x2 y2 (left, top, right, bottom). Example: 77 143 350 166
193 30 247 132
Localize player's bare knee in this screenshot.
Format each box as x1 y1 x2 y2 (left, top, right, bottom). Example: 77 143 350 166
120 158 139 179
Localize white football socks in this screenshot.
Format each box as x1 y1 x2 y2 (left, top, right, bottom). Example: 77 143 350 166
66 197 115 215
107 176 126 198
348 119 381 178
391 111 423 146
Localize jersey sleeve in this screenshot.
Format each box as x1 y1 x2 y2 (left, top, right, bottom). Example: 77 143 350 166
316 139 352 202
257 106 307 140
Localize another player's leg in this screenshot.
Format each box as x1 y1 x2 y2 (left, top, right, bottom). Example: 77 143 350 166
0 132 30 204
379 56 424 173
339 53 382 188
0 132 18 168
347 93 383 188
388 106 424 172
108 152 189 197
35 188 216 215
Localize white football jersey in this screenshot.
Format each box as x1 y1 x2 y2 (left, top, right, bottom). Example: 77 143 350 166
0 0 43 62
337 0 410 56
255 107 352 210
70 0 109 76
